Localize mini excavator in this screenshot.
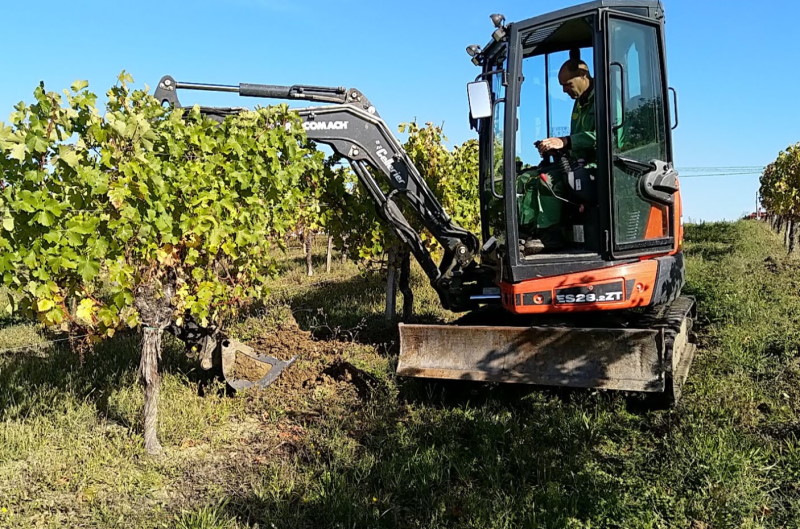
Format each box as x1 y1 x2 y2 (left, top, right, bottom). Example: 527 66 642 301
157 0 696 404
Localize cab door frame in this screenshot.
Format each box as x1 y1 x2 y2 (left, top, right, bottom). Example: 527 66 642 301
602 8 677 258
502 9 617 283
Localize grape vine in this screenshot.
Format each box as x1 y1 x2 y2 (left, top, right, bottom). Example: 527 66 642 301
0 75 480 452
760 142 800 251
0 73 322 452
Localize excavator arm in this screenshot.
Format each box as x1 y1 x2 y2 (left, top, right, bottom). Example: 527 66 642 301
154 75 489 311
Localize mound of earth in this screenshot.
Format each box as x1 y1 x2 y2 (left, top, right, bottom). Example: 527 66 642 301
236 312 388 413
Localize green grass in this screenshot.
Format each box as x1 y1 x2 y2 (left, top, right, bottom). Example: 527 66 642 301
1 222 799 528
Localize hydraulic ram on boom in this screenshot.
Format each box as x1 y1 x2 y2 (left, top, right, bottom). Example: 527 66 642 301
154 75 491 313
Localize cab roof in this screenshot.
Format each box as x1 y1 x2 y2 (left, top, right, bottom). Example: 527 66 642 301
513 0 663 30
479 0 663 64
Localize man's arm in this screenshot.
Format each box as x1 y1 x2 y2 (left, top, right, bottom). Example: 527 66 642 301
569 129 596 160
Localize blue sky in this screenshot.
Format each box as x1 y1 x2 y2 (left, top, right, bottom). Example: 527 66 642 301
2 0 797 221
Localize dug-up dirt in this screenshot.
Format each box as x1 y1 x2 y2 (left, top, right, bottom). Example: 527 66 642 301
237 310 388 417
228 350 273 382
183 310 390 482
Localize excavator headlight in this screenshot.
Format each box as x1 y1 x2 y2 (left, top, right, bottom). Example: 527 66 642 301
490 13 505 28
466 45 483 65
490 13 507 41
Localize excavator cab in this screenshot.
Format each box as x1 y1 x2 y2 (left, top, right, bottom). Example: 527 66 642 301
468 0 682 304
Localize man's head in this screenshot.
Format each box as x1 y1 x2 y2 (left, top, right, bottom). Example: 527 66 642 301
558 59 592 100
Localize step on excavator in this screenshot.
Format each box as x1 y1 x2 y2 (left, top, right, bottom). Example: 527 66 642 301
156 0 696 404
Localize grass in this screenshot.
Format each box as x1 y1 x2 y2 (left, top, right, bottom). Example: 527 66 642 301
1 221 799 528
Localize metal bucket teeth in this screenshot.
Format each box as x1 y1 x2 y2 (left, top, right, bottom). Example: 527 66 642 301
220 338 296 391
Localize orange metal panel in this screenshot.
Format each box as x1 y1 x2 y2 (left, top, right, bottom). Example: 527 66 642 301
644 205 667 239
500 259 659 314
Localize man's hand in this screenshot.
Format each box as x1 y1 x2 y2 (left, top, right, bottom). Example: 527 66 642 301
535 136 568 156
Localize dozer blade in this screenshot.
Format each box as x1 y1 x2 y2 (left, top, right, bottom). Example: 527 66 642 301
220 338 296 391
397 296 696 396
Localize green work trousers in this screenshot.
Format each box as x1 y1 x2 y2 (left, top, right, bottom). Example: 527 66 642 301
517 162 567 234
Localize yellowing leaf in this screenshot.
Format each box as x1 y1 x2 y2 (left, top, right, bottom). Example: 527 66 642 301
58 146 80 169
108 186 127 210
125 312 139 328
71 80 89 92
184 234 201 248
117 71 134 85
37 298 54 312
156 244 178 266
75 298 96 324
9 143 26 161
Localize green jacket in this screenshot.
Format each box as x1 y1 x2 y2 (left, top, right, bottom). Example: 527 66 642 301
569 86 596 164
517 85 598 231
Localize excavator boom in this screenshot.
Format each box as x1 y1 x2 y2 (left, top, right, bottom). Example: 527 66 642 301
155 76 489 313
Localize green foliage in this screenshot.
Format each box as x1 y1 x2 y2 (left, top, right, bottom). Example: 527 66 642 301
0 77 479 338
308 122 480 265
0 73 322 335
308 157 392 262
760 142 800 218
400 122 480 242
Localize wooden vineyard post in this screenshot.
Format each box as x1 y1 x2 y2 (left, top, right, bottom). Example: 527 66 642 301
785 219 792 250
385 244 413 322
326 235 333 273
305 230 314 277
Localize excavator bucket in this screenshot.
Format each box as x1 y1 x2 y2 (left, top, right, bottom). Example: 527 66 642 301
397 296 696 401
219 338 296 391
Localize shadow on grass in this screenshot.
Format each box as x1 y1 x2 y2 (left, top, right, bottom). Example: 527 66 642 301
215 384 651 529
0 330 202 425
278 271 443 346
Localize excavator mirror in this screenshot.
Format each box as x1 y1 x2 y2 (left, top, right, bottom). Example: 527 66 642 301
467 81 492 119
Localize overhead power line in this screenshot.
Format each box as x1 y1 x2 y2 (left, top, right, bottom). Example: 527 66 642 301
679 171 763 178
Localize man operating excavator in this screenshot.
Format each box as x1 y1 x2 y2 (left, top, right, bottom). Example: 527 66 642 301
519 57 596 255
